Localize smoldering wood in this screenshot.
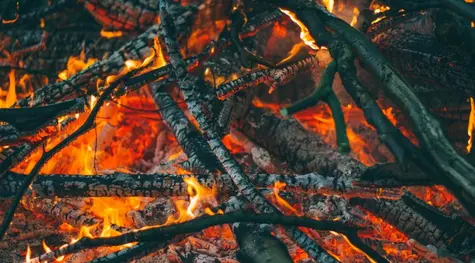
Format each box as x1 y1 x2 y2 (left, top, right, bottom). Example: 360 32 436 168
265 0 475 216
350 194 474 256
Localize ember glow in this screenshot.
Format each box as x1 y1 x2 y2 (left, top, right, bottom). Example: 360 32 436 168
2 1 474 263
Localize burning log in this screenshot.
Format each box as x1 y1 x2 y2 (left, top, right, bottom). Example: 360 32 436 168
0 170 406 200
262 0 475 215
216 55 319 100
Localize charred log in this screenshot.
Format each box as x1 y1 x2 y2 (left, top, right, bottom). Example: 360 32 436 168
350 194 474 255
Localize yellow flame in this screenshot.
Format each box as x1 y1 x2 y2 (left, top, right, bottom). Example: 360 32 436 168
322 0 334 13
58 51 97 81
350 8 360 27
467 97 475 152
279 8 319 50
25 244 31 263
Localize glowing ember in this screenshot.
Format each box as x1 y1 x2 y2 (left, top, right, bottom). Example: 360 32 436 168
279 8 320 50
100 30 124 38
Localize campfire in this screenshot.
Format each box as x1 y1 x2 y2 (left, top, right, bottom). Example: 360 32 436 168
0 0 474 262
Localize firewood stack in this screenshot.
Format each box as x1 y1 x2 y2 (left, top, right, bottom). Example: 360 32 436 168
0 0 474 262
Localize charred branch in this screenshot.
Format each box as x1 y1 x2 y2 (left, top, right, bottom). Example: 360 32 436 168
151 83 221 173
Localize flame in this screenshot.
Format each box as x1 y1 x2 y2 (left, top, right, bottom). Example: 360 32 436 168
370 2 391 14
100 30 123 38
322 0 334 13
467 97 475 152
350 7 360 27
58 51 97 81
160 177 217 226
0 70 17 108
273 181 300 215
280 8 320 50
25 244 31 263
222 134 246 154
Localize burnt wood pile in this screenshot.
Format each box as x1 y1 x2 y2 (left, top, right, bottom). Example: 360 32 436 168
0 0 474 262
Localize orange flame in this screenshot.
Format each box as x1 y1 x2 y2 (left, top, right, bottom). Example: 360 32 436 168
58 51 97 81
159 177 217 226
273 181 300 215
0 70 17 108
322 0 334 13
279 8 319 50
467 97 475 153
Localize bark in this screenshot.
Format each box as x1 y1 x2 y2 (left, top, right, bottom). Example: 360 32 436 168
0 98 85 146
84 0 198 31
17 24 157 107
